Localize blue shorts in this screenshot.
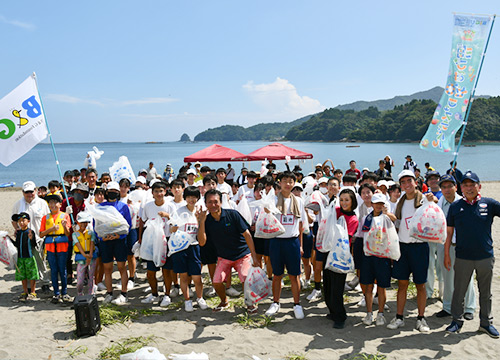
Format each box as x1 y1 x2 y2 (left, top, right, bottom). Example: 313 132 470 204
253 236 270 256
352 237 365 270
126 228 138 256
269 237 301 276
171 245 202 276
100 238 128 263
302 231 313 259
200 238 218 265
392 242 429 284
312 222 319 236
146 256 173 272
360 256 392 288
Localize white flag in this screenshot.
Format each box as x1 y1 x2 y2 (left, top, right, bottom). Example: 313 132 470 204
0 73 47 166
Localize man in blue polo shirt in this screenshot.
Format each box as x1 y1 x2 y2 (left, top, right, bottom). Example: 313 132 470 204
197 189 259 313
445 171 500 338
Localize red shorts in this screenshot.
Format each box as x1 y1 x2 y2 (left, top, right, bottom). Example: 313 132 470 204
213 254 252 284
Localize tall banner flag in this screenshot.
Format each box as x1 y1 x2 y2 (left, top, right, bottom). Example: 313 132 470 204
420 14 494 153
0 73 47 166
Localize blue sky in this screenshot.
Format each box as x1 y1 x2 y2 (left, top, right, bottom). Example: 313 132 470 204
1 1 499 142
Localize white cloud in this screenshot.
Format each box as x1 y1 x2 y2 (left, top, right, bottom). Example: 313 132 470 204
0 15 36 30
45 94 103 106
120 97 179 105
243 77 325 116
46 94 179 107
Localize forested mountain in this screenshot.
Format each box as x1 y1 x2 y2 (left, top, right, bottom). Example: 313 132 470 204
285 97 500 142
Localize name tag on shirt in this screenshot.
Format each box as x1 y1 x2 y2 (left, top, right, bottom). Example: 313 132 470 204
184 223 197 234
281 215 295 225
404 216 412 230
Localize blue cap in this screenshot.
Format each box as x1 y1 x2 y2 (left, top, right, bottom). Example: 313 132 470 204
461 171 480 183
426 170 440 179
439 174 456 185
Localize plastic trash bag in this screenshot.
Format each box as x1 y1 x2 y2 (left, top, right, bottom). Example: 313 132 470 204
315 204 337 253
109 155 137 184
244 266 271 306
87 205 130 238
236 195 253 225
305 190 327 212
131 241 141 257
168 352 209 360
409 197 447 244
260 159 269 177
0 231 17 269
364 214 401 261
140 218 165 263
325 217 354 274
120 346 166 360
254 211 285 239
168 230 191 256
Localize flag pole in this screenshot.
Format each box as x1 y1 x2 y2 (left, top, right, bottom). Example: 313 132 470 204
452 14 496 169
32 72 75 224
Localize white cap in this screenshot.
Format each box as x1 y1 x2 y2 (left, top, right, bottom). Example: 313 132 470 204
302 176 317 187
187 169 196 175
292 182 303 190
317 177 328 185
377 180 388 188
398 169 416 180
106 181 120 191
76 211 92 223
149 178 160 186
371 193 387 204
315 163 323 168
386 180 396 187
362 167 369 172
136 176 147 184
22 181 36 192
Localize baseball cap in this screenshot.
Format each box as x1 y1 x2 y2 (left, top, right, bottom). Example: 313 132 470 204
11 212 30 221
426 170 441 179
377 180 388 188
241 167 248 172
317 177 328 185
149 178 160 186
292 182 303 191
461 171 480 183
362 167 369 172
398 170 416 180
406 154 412 159
439 174 456 185
136 176 147 185
371 193 387 204
76 211 92 223
106 181 120 191
186 169 196 175
315 163 323 168
139 169 147 174
64 170 74 177
22 181 36 192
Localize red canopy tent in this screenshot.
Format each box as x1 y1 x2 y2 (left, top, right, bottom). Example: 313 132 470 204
183 144 248 162
243 142 313 161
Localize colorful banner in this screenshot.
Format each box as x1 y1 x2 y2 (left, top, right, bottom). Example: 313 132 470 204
420 14 493 153
0 74 48 166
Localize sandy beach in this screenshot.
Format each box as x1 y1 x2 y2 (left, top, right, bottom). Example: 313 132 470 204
1 184 500 360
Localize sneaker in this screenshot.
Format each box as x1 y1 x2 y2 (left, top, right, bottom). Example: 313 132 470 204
62 294 72 302
464 312 474 321
144 286 152 293
170 287 180 298
51 295 61 304
141 294 160 304
415 318 430 333
293 304 305 319
226 286 241 297
446 321 462 334
387 317 405 330
479 325 500 338
362 313 373 325
127 279 135 290
306 289 322 302
18 293 28 302
376 313 386 326
333 321 345 329
265 302 281 317
303 279 311 289
435 309 451 318
197 297 208 310
206 286 217 297
103 294 113 304
111 294 128 305
160 295 171 307
357 298 366 307
185 300 194 312
27 293 37 301
97 282 107 291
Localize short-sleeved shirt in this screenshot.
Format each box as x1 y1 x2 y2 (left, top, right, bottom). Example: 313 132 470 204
397 199 421 244
447 197 500 260
233 184 256 203
275 195 306 238
174 205 199 245
345 168 361 180
141 200 176 237
204 208 250 261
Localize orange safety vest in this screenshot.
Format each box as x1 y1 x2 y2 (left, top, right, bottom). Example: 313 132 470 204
44 212 69 253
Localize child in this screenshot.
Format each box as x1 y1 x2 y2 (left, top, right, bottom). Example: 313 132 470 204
323 188 359 329
47 180 62 197
360 193 395 326
11 212 39 301
388 184 401 214
39 194 71 303
72 212 98 296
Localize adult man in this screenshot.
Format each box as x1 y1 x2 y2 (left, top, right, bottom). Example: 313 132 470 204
86 168 99 196
225 163 235 185
265 171 306 319
435 175 476 319
197 189 259 312
445 171 500 338
11 181 50 293
387 170 433 332
146 162 158 183
345 160 361 180
403 155 417 173
374 160 390 179
425 171 442 200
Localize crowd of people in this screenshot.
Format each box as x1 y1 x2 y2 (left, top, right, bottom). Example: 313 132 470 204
8 154 500 338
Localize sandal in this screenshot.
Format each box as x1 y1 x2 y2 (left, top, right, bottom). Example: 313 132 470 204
247 305 258 314
212 302 229 312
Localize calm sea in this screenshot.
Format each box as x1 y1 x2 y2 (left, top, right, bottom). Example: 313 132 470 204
1 141 499 187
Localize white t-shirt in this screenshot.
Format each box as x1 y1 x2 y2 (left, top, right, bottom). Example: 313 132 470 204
141 200 176 237
217 182 232 195
174 205 199 245
276 195 306 238
233 184 256 203
397 199 421 244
